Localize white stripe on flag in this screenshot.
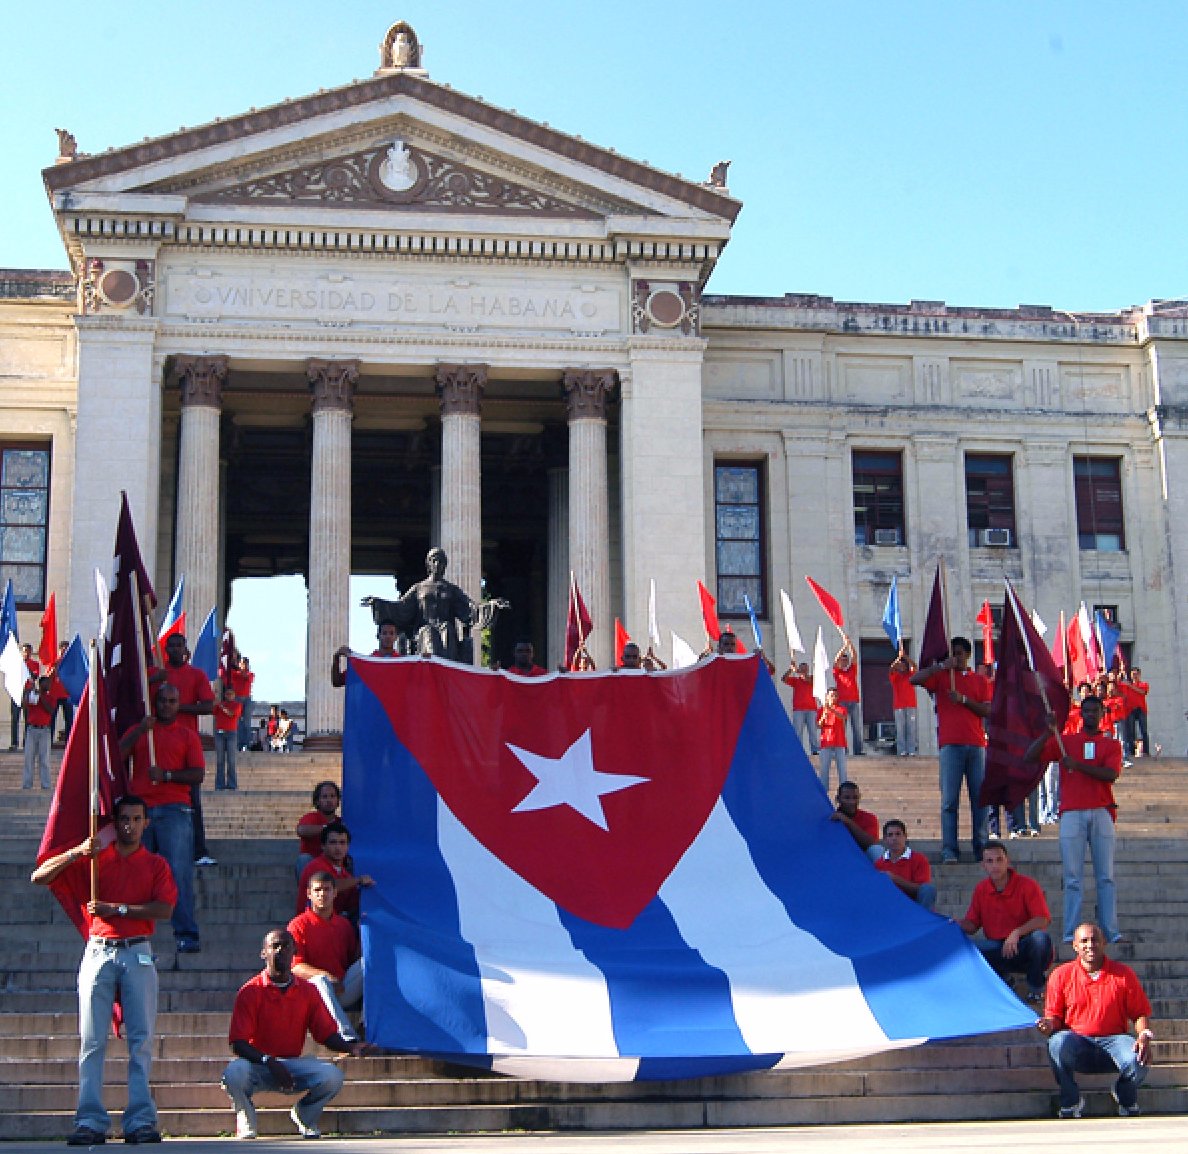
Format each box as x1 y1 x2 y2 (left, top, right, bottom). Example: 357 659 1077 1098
438 800 620 1059
659 799 889 1054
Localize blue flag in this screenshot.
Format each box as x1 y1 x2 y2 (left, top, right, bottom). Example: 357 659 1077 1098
742 593 763 651
881 575 901 649
1095 610 1121 671
0 579 18 645
191 607 219 679
56 635 89 706
345 655 1033 1081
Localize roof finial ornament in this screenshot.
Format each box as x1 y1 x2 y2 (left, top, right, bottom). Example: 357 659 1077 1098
377 21 427 77
55 128 79 164
706 160 731 190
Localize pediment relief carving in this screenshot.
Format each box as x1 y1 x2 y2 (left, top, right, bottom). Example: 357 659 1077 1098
189 139 603 218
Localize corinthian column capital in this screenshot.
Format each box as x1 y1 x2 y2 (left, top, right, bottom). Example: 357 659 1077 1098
169 354 229 408
307 359 360 413
435 364 487 416
563 369 618 422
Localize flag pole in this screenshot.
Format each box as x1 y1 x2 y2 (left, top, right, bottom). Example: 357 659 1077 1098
129 570 157 764
88 639 99 903
1006 580 1068 760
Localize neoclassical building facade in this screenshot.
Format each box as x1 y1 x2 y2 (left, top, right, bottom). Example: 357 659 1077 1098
2 24 1187 750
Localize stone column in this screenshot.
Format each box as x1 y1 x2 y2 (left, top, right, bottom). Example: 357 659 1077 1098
435 365 486 639
169 355 227 647
546 466 568 671
305 359 358 746
564 369 616 669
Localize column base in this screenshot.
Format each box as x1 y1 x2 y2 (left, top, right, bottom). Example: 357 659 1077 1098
302 734 343 752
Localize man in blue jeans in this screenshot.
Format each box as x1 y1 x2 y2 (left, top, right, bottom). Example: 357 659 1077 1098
912 636 993 863
120 683 206 953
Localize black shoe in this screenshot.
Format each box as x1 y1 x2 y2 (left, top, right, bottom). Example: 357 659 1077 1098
124 1129 161 1144
176 938 201 954
67 1127 107 1146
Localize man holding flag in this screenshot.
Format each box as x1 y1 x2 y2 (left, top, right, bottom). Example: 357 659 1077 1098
31 794 177 1145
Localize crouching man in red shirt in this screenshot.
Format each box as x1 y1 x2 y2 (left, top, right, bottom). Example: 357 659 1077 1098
1037 922 1153 1119
222 929 374 1140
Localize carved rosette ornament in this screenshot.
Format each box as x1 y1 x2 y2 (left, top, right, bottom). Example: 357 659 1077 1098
169 354 229 409
631 279 701 336
82 258 155 316
435 364 487 416
563 369 618 422
307 359 360 412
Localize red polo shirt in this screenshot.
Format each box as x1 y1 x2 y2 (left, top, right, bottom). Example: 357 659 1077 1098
889 669 917 710
297 854 359 919
1044 956 1152 1036
964 869 1050 941
783 671 817 712
288 908 359 981
124 719 206 807
922 669 993 747
877 847 931 886
296 811 336 857
1037 730 1121 815
228 972 337 1057
818 704 848 748
833 663 859 704
162 662 214 733
80 843 178 939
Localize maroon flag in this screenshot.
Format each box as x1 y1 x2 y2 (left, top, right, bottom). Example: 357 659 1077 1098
697 580 722 642
103 494 157 738
564 574 593 670
982 580 1071 810
35 665 127 936
917 563 950 668
219 626 238 684
804 576 845 633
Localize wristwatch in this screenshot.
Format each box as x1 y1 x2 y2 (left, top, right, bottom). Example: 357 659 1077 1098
117 904 129 917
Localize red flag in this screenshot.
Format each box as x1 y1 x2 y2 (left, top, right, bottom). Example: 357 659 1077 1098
983 580 1071 810
976 600 995 666
1051 610 1067 673
696 580 722 642
1066 614 1090 685
35 667 127 937
918 563 950 668
614 619 631 666
804 577 845 633
103 494 158 738
38 592 58 669
564 574 593 670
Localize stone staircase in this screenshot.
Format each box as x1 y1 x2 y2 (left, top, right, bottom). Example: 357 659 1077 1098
2 746 1187 1138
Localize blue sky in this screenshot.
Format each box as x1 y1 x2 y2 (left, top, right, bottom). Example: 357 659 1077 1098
6 1 1185 698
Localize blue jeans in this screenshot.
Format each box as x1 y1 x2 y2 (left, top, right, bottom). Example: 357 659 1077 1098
894 707 917 755
76 939 159 1135
818 747 847 791
974 930 1053 993
939 744 989 861
308 959 364 1040
792 709 819 754
1059 806 1118 941
215 731 238 789
1048 1030 1147 1109
222 1057 344 1128
844 701 864 754
143 803 199 944
237 699 254 750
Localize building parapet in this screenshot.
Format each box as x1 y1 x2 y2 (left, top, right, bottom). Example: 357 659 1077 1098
0 270 75 301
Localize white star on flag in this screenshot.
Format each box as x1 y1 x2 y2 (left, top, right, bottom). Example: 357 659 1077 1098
507 729 648 830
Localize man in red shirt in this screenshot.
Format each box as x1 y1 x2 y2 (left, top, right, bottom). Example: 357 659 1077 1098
1119 667 1151 759
510 639 549 676
31 795 177 1145
816 688 848 791
120 683 206 953
1037 922 1153 1117
229 655 255 752
9 642 40 750
289 872 363 1041
911 636 994 864
295 781 341 879
222 928 373 1139
888 648 918 756
296 822 375 925
833 636 863 754
213 685 243 791
875 819 936 910
1025 693 1124 944
958 840 1053 1002
22 674 60 789
830 781 881 862
781 661 820 755
161 633 216 867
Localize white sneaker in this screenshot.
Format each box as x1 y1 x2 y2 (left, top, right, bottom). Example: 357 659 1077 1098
235 1103 257 1140
290 1106 321 1139
1057 1096 1085 1119
195 855 217 867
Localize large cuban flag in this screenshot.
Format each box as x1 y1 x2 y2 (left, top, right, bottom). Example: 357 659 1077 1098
344 654 1032 1081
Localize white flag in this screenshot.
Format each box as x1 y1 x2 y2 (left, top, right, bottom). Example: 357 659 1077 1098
812 627 830 707
94 566 110 637
671 630 699 670
0 633 29 707
648 579 661 650
1030 609 1047 638
779 588 805 655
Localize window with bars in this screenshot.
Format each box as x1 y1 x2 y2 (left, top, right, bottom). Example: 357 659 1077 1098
852 450 905 547
714 461 766 618
965 454 1017 547
0 444 51 608
1074 457 1125 551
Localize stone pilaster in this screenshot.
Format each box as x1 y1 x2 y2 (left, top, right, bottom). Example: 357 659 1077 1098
547 466 569 671
169 355 228 647
436 364 486 640
564 369 616 668
305 358 358 744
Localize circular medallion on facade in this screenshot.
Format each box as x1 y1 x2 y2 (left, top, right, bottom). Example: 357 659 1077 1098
645 289 685 328
368 141 427 202
97 268 140 308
